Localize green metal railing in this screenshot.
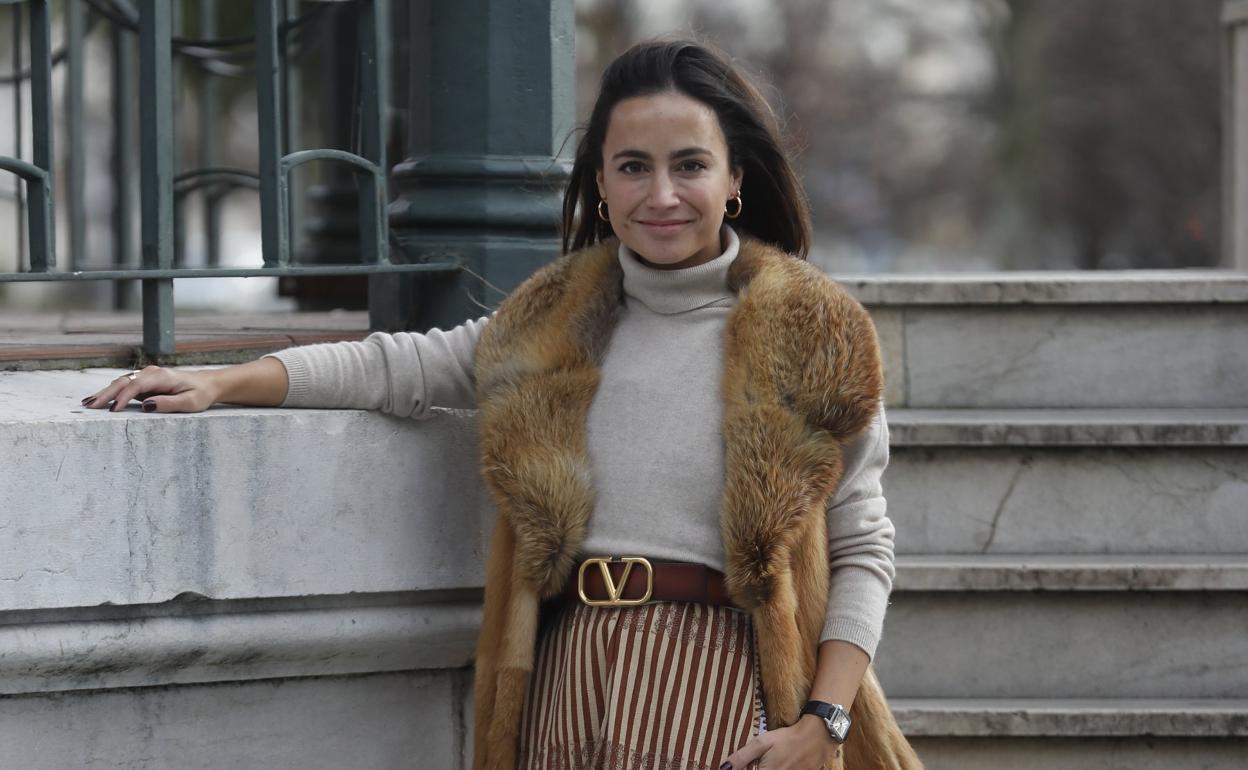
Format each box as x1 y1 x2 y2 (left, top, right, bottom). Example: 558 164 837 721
1 0 461 357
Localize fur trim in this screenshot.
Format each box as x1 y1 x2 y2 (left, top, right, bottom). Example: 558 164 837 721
472 235 918 770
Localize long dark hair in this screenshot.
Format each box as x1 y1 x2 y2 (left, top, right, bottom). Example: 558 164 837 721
561 39 813 258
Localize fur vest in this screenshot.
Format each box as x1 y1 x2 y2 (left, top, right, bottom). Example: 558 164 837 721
471 234 922 770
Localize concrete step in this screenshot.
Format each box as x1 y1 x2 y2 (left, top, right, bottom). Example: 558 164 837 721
887 407 1248 446
894 554 1248 591
893 698 1248 770
842 271 1248 408
885 408 1248 554
875 556 1248 699
893 697 1248 738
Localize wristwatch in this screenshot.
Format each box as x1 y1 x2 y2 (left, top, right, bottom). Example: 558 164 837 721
800 700 852 743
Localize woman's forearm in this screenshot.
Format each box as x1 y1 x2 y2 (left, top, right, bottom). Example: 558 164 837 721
201 357 290 407
807 638 870 710
750 638 870 765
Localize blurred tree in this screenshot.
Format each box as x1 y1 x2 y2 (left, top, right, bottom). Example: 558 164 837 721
575 0 1223 270
989 0 1222 268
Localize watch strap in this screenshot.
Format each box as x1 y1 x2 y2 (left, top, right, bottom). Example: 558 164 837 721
800 700 839 720
800 700 852 743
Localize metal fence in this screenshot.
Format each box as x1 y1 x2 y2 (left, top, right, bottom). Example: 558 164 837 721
0 0 460 356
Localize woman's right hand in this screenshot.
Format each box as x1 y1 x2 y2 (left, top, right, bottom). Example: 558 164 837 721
81 365 220 414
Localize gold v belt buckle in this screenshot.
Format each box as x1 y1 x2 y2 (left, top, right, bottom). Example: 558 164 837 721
576 556 654 607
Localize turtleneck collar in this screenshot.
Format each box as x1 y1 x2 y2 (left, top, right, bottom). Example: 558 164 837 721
617 226 740 315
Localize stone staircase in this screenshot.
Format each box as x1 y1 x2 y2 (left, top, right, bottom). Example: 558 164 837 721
852 272 1248 770
1 270 1244 768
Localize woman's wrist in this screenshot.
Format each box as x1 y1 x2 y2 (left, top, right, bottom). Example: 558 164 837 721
795 715 837 756
192 368 224 406
200 358 289 407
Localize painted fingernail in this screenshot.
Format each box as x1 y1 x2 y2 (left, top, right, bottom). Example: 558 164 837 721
720 764 732 770
142 400 156 413
81 397 93 405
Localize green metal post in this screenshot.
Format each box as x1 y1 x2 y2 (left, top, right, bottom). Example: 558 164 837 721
389 0 575 331
28 0 55 271
66 0 85 270
357 0 388 266
171 0 185 268
256 0 287 267
139 0 175 356
281 0 305 263
111 21 136 309
199 0 221 268
358 0 400 330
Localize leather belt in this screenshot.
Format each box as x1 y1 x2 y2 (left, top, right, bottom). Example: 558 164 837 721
563 556 739 609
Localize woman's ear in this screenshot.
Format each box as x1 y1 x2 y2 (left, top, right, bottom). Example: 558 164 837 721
731 166 744 195
596 168 606 201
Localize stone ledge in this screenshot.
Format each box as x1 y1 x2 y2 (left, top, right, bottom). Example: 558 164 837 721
0 367 491 612
894 555 1248 591
891 698 1248 737
0 594 480 696
837 270 1248 305
888 408 1248 446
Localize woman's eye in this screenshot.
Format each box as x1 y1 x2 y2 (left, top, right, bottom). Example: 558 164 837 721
677 160 707 172
619 161 645 174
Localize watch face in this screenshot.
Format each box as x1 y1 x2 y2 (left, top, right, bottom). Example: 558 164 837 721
827 710 851 741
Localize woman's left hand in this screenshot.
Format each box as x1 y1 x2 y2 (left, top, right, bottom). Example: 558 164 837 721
720 716 837 769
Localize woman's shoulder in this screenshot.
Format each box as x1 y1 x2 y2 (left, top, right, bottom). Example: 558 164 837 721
729 233 883 440
731 234 872 330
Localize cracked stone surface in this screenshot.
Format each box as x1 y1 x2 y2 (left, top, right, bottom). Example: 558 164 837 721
902 305 1248 408
887 446 1248 554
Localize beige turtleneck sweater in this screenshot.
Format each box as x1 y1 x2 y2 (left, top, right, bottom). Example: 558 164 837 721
264 227 896 659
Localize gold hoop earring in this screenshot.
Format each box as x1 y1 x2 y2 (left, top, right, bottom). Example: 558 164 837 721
597 199 610 222
725 193 743 219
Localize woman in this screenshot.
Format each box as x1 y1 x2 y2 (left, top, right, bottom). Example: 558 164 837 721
82 40 920 770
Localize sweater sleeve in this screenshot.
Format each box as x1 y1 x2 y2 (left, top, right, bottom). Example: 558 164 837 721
260 314 491 418
819 401 897 660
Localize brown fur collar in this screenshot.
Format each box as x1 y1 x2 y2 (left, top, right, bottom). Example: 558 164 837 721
470 235 921 770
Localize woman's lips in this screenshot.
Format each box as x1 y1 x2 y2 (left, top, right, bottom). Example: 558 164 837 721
638 219 691 232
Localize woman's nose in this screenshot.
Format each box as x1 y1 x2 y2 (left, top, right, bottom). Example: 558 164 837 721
646 173 679 207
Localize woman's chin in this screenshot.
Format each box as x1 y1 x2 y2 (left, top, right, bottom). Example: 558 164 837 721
627 238 699 268
635 250 698 269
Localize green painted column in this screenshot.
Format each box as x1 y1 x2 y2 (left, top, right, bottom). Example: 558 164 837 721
388 0 575 331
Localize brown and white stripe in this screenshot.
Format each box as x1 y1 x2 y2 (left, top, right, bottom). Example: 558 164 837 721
517 600 765 770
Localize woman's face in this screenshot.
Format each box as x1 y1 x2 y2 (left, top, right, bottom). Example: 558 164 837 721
596 90 743 270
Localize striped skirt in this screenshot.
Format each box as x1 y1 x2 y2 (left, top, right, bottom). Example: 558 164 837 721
517 599 766 770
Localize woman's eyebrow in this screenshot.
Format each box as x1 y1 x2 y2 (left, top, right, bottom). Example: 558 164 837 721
610 147 713 161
